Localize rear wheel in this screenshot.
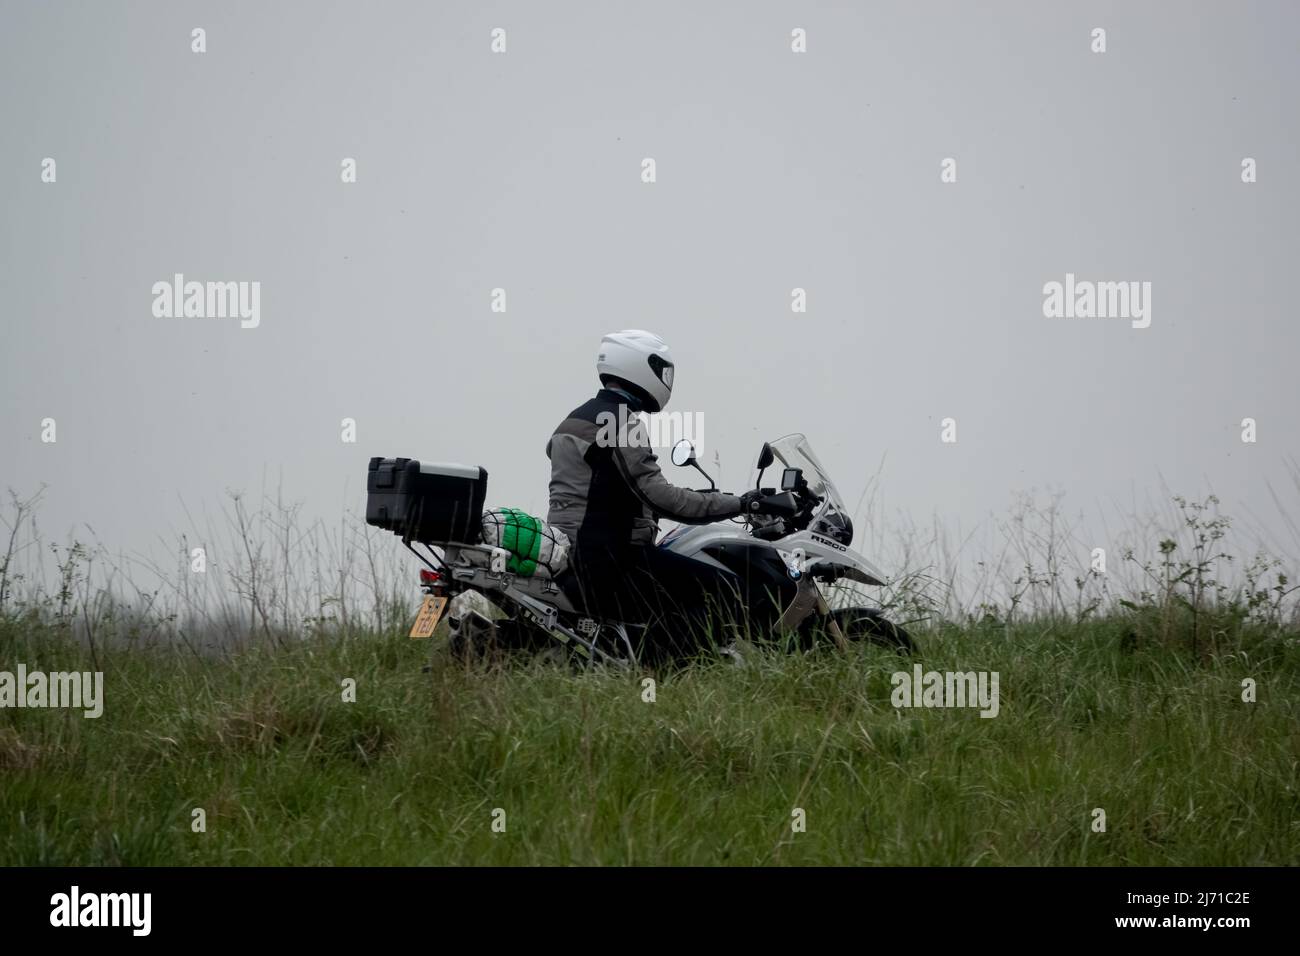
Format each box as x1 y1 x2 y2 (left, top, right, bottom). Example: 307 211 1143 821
829 606 916 654
447 614 545 663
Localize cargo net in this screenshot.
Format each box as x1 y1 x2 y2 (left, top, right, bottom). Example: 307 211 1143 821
480 508 571 578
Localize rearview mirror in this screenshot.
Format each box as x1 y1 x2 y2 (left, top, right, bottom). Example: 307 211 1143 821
754 442 775 491
671 439 716 490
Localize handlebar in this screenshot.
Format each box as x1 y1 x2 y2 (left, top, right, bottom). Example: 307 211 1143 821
747 491 799 518
732 485 824 538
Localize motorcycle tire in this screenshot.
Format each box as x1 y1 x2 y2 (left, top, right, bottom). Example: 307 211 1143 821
829 606 916 654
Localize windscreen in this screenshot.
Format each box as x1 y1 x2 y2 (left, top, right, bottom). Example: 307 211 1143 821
767 434 848 514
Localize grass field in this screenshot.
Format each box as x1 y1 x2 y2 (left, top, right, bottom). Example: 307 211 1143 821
3 613 1297 866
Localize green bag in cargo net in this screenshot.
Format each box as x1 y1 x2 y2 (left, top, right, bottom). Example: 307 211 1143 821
480 508 571 577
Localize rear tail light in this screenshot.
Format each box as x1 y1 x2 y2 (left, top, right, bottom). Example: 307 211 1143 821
418 569 440 585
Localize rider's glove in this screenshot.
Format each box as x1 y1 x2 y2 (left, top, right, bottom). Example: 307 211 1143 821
738 490 766 515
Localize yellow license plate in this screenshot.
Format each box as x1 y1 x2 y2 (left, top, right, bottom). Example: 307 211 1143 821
409 595 448 639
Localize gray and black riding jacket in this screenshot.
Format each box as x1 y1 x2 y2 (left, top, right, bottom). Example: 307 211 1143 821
546 389 743 552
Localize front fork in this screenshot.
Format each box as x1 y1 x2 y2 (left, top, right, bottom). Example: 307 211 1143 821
775 576 849 651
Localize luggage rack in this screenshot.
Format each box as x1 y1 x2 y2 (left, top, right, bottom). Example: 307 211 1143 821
400 535 637 669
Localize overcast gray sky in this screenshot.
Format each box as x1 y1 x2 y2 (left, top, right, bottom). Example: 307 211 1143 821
2 0 1298 584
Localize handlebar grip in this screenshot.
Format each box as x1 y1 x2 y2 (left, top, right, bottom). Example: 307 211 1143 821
757 491 798 517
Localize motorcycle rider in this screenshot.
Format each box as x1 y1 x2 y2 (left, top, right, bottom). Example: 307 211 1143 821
546 330 763 659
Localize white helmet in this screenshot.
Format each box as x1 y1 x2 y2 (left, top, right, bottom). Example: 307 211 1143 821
597 329 675 412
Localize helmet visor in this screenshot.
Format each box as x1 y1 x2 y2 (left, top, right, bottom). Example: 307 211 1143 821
647 353 674 390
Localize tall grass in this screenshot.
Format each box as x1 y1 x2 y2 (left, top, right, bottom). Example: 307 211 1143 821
1 483 1298 865
3 476 1297 651
2 614 1296 865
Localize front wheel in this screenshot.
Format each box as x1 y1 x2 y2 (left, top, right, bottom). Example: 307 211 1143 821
829 606 916 654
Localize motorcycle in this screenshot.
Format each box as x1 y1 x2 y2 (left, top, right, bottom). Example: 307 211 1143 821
384 433 914 668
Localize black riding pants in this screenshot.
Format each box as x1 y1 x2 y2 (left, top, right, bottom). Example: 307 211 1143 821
564 544 746 659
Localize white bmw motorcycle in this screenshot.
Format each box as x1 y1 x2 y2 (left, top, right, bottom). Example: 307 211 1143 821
376 434 913 667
